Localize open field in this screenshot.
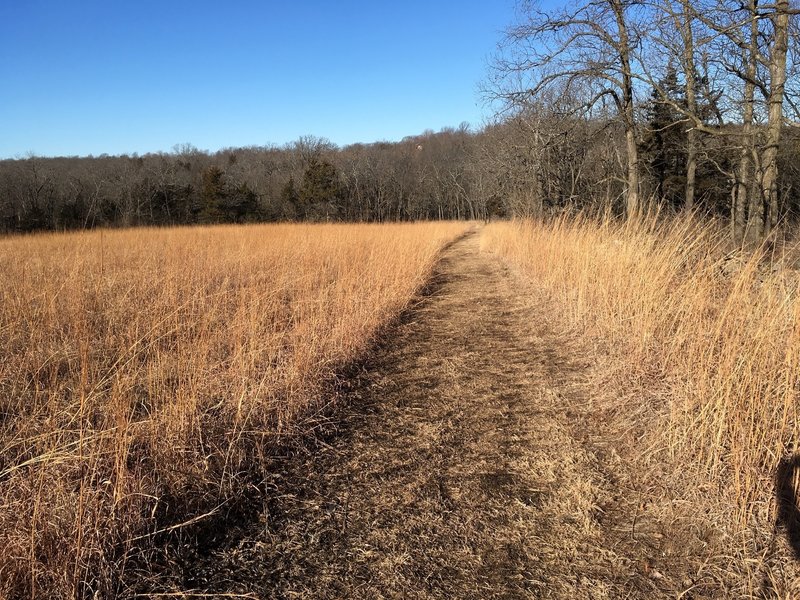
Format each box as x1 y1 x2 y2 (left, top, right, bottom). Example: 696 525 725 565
0 222 468 599
7 0 800 596
2 217 800 598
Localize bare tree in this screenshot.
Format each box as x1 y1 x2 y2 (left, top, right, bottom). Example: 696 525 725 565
489 0 646 217
679 0 700 210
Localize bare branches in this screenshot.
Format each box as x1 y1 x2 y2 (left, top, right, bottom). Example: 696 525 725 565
488 0 646 216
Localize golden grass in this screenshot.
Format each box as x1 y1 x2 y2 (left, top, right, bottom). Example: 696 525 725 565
0 221 467 599
482 214 800 552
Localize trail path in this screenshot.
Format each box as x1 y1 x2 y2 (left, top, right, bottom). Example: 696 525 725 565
169 229 672 598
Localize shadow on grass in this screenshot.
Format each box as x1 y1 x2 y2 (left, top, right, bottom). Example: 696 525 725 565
776 455 800 560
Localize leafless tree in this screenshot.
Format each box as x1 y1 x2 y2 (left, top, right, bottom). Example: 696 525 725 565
488 0 647 218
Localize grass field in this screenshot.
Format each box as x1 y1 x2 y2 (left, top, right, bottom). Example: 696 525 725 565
0 222 467 599
482 215 800 591
4 216 800 597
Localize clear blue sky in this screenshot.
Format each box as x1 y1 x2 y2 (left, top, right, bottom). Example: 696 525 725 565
0 1 516 158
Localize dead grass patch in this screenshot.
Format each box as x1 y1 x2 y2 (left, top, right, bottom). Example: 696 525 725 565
482 215 800 596
0 221 467 599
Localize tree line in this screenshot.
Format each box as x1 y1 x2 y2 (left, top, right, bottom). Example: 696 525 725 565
0 127 500 232
489 0 800 244
2 1 799 241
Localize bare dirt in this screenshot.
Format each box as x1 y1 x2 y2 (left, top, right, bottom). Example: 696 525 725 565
144 228 695 598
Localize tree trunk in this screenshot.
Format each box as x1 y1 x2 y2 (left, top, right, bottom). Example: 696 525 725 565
685 136 697 210
625 126 640 218
679 0 698 210
760 0 790 237
746 150 763 242
738 0 759 245
612 0 640 218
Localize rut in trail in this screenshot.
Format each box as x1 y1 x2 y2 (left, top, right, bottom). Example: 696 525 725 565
164 229 669 599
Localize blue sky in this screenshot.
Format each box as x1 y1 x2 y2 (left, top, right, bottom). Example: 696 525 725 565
0 1 517 158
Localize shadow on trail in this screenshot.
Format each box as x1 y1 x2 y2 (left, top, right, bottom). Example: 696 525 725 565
121 227 478 596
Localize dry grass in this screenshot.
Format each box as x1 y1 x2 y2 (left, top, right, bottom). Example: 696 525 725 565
0 221 467 599
148 229 645 599
482 214 800 593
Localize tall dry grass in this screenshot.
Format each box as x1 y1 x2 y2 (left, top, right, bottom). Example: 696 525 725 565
482 215 799 548
0 221 467 599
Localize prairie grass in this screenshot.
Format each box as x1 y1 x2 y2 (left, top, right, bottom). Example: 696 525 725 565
482 215 800 581
0 221 467 599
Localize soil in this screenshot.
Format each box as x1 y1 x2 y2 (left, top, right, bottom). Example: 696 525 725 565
143 228 695 599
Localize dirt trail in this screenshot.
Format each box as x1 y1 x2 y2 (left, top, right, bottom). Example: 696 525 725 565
161 228 673 598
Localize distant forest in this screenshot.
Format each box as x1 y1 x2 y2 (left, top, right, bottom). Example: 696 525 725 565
4 117 800 233
3 1 800 241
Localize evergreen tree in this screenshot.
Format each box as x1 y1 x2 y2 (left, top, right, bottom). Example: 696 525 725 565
640 68 687 208
222 182 260 222
199 166 226 223
279 176 299 220
298 159 343 221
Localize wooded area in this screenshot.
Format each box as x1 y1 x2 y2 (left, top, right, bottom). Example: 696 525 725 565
2 0 799 242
